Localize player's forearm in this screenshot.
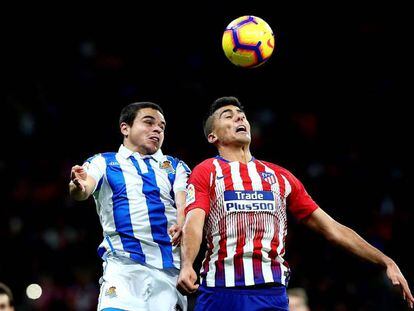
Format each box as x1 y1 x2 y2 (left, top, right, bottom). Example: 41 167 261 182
305 208 392 268
329 222 392 267
181 221 203 268
175 191 186 227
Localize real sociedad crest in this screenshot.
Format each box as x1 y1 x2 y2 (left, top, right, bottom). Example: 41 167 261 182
260 172 277 185
159 160 175 174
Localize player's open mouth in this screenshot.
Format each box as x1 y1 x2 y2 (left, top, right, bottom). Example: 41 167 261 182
149 136 160 143
236 125 247 133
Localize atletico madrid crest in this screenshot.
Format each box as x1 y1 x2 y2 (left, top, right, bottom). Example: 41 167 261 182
260 172 277 185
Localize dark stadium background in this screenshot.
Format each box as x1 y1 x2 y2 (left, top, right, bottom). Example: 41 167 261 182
2 4 413 310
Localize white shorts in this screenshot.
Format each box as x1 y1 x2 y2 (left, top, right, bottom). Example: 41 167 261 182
97 255 187 311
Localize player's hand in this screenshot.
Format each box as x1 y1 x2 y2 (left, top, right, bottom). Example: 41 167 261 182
70 165 88 192
168 224 182 246
385 260 414 309
177 266 199 295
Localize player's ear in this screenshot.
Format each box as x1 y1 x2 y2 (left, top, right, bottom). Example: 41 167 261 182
207 132 217 144
120 122 129 137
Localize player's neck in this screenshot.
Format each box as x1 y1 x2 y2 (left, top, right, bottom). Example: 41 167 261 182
218 145 252 164
123 141 152 156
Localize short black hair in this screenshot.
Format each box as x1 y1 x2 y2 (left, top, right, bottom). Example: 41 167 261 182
0 282 14 307
119 102 164 126
203 96 244 138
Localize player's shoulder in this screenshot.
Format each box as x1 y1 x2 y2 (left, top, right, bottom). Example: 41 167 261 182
194 158 216 170
85 152 116 163
190 158 216 175
164 155 191 172
257 159 294 177
164 155 184 165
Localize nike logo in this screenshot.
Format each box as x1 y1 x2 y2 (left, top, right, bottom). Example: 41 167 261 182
217 175 225 180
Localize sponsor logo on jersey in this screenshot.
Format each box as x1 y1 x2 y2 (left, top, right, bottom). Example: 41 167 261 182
186 184 195 207
108 161 120 166
224 190 275 212
160 160 175 174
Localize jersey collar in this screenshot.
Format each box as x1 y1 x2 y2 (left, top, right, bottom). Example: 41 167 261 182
118 144 164 162
215 155 256 163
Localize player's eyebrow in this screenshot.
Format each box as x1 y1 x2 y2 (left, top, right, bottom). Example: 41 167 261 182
219 109 233 118
142 115 166 127
219 108 244 118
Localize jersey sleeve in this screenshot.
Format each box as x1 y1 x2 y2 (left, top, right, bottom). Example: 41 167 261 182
173 160 191 194
285 170 319 220
83 154 106 194
185 162 211 215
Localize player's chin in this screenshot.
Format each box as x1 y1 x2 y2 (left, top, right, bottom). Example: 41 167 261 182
143 142 160 154
235 133 251 144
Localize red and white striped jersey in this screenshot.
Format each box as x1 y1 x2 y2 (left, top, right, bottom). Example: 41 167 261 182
185 156 319 287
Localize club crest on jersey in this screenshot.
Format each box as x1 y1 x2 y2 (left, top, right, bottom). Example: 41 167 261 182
105 286 117 298
260 172 277 185
160 160 175 174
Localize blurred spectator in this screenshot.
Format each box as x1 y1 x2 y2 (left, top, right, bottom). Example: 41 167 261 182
0 282 14 311
288 287 310 311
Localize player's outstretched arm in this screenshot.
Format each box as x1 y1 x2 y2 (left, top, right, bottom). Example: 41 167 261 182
177 208 205 295
68 165 96 201
169 190 186 246
302 208 414 309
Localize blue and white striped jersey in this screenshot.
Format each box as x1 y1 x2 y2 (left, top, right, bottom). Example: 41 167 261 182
83 145 190 269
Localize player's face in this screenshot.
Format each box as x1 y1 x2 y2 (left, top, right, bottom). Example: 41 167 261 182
212 105 251 146
122 108 166 155
0 294 13 311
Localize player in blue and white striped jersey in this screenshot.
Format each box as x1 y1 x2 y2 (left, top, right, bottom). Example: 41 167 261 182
69 102 190 311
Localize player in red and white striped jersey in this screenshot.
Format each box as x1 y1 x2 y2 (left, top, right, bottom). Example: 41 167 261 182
177 97 413 310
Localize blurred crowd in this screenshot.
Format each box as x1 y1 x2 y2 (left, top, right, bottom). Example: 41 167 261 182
2 7 413 310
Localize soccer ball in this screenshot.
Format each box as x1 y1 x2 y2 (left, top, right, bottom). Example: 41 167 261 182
222 16 275 68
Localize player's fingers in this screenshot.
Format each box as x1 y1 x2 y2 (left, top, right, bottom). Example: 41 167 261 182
178 275 199 295
396 275 414 308
73 178 85 191
402 281 414 304
177 280 192 295
168 224 177 235
71 168 76 180
189 283 199 293
71 165 83 179
171 231 182 246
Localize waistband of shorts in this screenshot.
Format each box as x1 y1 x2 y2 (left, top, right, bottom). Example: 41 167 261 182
199 283 286 295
